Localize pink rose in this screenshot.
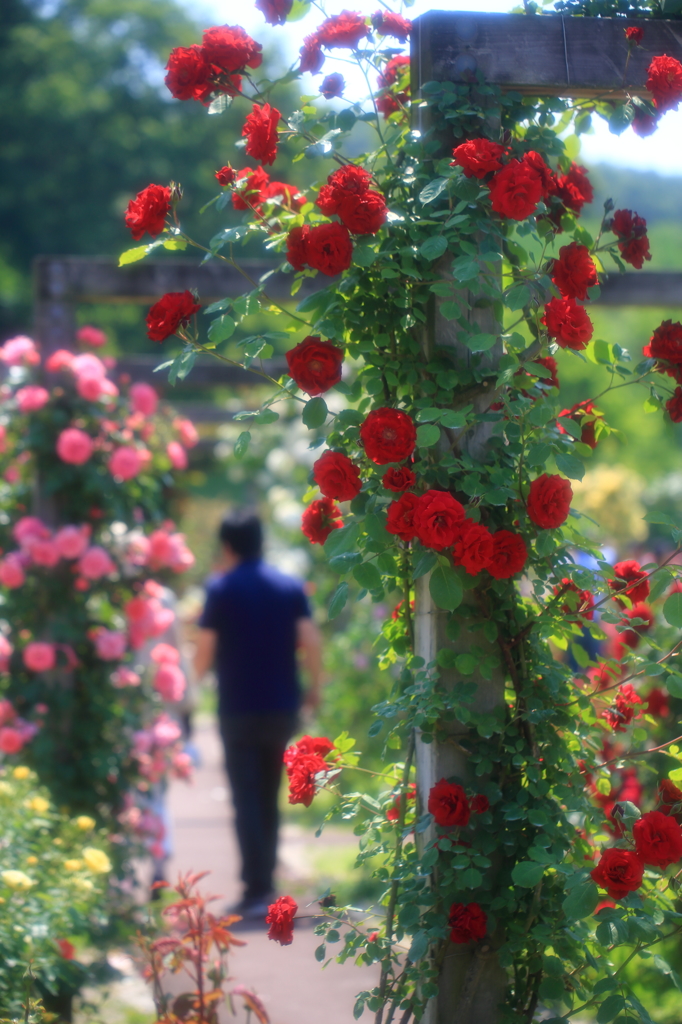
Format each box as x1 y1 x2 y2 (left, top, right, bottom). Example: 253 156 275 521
130 382 158 416
110 667 140 688
0 700 15 725
76 374 105 402
0 425 6 454
166 441 188 471
29 539 60 568
148 529 195 572
0 555 25 589
56 428 94 465
45 350 74 373
109 446 144 480
23 642 56 672
150 642 180 665
0 637 14 672
71 353 105 379
15 386 50 413
173 417 199 448
13 517 50 548
99 378 119 401
54 524 91 560
78 546 116 580
0 727 24 754
76 325 107 347
0 336 40 366
94 629 127 661
151 713 182 746
172 750 193 779
125 534 151 566
153 663 186 702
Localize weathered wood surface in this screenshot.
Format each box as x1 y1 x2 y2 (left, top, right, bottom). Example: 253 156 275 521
412 11 682 98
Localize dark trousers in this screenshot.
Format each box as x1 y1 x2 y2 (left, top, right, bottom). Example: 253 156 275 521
219 713 298 900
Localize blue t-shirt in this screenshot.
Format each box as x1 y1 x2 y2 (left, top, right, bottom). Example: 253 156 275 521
198 559 311 716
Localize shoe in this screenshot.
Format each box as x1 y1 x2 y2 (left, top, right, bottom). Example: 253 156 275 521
229 892 275 921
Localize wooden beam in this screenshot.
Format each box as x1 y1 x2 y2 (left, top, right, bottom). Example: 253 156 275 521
598 272 682 307
412 11 682 99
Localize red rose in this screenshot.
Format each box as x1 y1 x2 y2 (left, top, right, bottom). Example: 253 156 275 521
554 163 593 214
535 355 559 390
541 296 593 351
336 191 387 235
488 530 527 580
413 490 465 551
471 794 489 815
452 519 494 575
287 752 328 805
146 291 201 342
376 93 400 117
633 810 682 869
164 45 213 103
376 56 410 118
612 209 651 269
301 497 342 544
552 242 598 301
646 687 669 718
591 848 644 899
124 184 171 241
263 181 305 210
386 782 416 822
215 165 236 186
522 151 555 197
646 54 682 112
644 320 682 366
621 603 655 649
286 225 309 271
428 778 470 827
382 466 416 492
608 560 650 606
666 388 682 423
371 10 412 40
321 73 345 99
201 25 263 73
256 0 292 25
316 11 370 49
266 895 298 944
386 492 419 542
554 579 594 621
626 25 644 45
633 107 659 136
284 735 334 767
451 139 505 179
488 156 545 220
378 55 410 90
299 33 324 73
603 683 643 732
231 167 271 211
285 337 343 395
659 779 682 818
557 401 601 449
448 903 487 944
360 408 416 464
527 474 572 529
286 223 353 276
313 451 362 501
242 103 280 166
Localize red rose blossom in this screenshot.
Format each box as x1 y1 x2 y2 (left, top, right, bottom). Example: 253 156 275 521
316 11 370 49
488 156 545 220
644 320 682 366
527 474 572 529
386 492 420 542
146 291 201 342
413 490 465 551
554 163 593 214
557 401 601 449
313 451 362 501
555 579 594 621
317 166 372 211
164 45 213 103
215 165 236 186
552 242 598 301
242 103 280 166
231 166 271 211
124 184 171 241
382 466 416 492
360 408 416 465
285 337 343 396
201 25 263 73
452 519 494 576
451 138 505 179
284 735 334 767
448 903 487 944
612 209 651 269
263 181 305 210
621 603 655 649
646 54 682 112
591 848 644 899
299 33 324 73
489 531 527 580
666 388 682 423
428 778 470 828
371 10 412 40
378 55 410 89
286 223 353 276
266 895 298 944
256 0 293 25
301 497 342 545
320 73 345 99
535 355 560 390
659 779 682 818
376 56 410 118
287 752 328 805
603 683 643 732
386 782 416 822
541 296 593 351
633 810 682 869
646 687 670 718
471 794 489 815
626 25 644 45
608 560 650 606
336 191 387 235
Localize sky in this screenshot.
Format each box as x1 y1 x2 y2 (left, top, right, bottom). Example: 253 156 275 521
181 0 682 175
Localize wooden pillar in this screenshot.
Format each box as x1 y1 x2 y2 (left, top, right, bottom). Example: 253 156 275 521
32 257 78 358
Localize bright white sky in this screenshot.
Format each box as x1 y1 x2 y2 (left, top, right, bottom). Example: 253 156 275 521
181 0 682 174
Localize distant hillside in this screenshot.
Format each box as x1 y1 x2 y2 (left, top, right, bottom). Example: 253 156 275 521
587 165 682 223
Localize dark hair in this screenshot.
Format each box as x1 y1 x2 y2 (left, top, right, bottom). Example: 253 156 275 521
219 510 263 559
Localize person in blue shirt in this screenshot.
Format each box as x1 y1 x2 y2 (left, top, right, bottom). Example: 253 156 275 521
194 510 322 918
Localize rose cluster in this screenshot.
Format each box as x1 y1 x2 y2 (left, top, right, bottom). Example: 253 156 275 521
164 25 263 105
591 809 682 900
132 713 192 786
283 734 336 807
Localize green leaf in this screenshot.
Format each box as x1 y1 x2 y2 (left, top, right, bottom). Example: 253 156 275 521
207 93 233 115
429 564 463 611
664 592 682 628
506 284 530 311
466 333 497 353
353 562 382 591
419 178 449 204
413 549 438 580
562 880 599 920
325 523 360 558
302 397 328 429
555 453 585 481
644 510 676 527
163 236 187 251
208 315 236 343
353 244 378 268
416 424 440 448
234 431 251 460
511 861 544 888
596 994 626 1024
287 0 311 19
407 929 429 963
118 245 149 266
419 236 448 261
315 943 326 962
440 301 461 320
328 581 349 620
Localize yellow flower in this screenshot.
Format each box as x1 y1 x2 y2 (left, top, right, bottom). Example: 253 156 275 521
25 796 49 814
74 878 93 891
0 782 13 796
2 870 34 890
82 848 111 874
25 856 38 866
75 816 96 831
52 838 63 846
12 767 30 780
64 859 82 872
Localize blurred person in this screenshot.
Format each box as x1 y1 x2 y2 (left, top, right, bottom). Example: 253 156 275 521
194 509 322 918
